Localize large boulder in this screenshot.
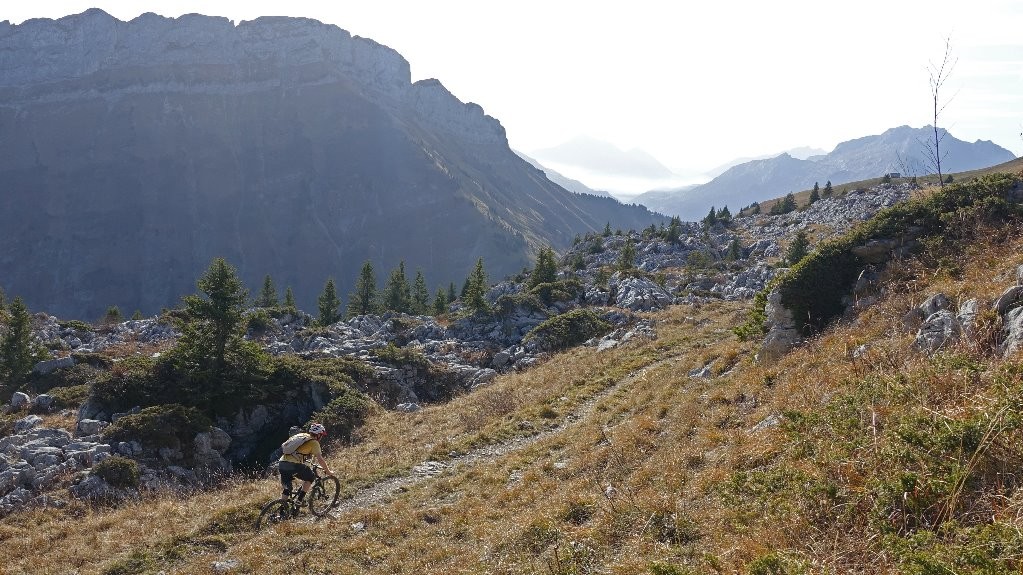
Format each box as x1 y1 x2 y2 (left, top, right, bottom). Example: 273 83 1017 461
1002 307 1023 358
956 298 983 344
914 310 961 354
993 285 1023 315
758 289 801 363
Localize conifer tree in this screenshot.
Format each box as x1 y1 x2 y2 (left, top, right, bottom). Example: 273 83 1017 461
180 258 249 376
284 287 297 310
781 192 797 213
463 257 489 314
666 216 683 244
703 206 717 227
0 287 6 311
412 270 430 315
785 229 811 265
1 297 36 390
256 274 278 308
448 282 457 303
433 288 448 316
317 279 342 326
103 306 122 325
810 182 821 204
823 180 833 197
603 222 612 237
383 261 413 313
347 261 378 317
618 238 636 271
717 205 731 222
529 246 558 288
131 310 143 321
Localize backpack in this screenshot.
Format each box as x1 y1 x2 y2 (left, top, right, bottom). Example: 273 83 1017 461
281 432 312 455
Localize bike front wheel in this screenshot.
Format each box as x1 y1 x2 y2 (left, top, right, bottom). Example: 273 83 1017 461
308 476 341 517
257 499 293 529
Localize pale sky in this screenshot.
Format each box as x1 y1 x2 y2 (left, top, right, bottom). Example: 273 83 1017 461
5 1 1022 192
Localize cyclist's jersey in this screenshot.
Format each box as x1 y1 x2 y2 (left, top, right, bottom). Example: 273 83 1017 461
280 438 321 465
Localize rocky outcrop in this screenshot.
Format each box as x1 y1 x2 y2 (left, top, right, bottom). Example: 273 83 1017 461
758 289 801 363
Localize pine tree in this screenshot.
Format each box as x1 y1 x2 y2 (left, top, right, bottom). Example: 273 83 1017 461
103 306 122 325
347 261 378 317
618 238 636 271
412 270 430 315
448 282 457 303
809 183 820 204
823 180 833 197
1 297 37 390
464 257 489 314
284 287 297 310
433 288 448 315
383 261 412 313
180 258 249 376
256 274 278 308
665 216 682 244
781 192 797 213
717 205 731 222
785 229 811 265
703 206 718 227
131 310 143 321
529 246 558 288
0 287 6 311
318 279 342 326
603 222 612 237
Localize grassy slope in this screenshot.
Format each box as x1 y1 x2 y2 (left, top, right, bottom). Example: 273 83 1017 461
4 184 1023 574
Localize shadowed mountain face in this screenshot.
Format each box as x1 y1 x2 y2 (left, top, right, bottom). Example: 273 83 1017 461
0 10 662 319
638 125 1016 220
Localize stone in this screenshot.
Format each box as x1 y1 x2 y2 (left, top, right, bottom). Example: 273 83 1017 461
32 356 74 375
993 286 1023 315
758 288 800 363
31 394 55 411
596 338 619 352
914 310 961 354
956 298 982 343
920 293 951 316
10 392 30 409
396 403 420 413
77 419 108 436
851 238 899 263
13 415 43 434
1002 307 1023 358
491 351 511 368
212 560 240 573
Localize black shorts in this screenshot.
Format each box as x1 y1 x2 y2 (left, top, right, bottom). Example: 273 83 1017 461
279 460 315 489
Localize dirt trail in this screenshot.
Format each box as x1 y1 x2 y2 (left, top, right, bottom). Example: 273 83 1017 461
326 354 678 519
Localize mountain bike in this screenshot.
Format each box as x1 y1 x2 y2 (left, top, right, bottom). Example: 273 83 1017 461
256 464 340 528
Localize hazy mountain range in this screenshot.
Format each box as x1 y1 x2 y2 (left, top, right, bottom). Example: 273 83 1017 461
0 10 663 319
635 126 1015 219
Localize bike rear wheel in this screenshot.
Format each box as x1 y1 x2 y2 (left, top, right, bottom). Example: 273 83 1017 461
308 476 341 517
257 499 293 529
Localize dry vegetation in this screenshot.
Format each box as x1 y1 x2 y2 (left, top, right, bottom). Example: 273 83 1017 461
4 189 1023 574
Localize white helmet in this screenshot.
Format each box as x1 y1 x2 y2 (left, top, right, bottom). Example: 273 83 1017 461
308 422 327 436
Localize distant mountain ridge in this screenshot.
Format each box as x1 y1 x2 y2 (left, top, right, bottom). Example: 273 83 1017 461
530 136 676 179
0 10 663 319
514 152 614 198
637 126 1015 219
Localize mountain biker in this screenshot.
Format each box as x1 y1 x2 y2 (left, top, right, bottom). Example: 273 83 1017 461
278 422 335 504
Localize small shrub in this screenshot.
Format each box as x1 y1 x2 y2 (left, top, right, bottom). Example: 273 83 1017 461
529 279 583 306
371 343 431 370
91 356 158 412
495 292 547 318
59 320 94 332
103 404 211 455
748 552 807 575
520 520 560 554
91 456 140 488
47 384 91 409
244 309 275 335
310 386 373 441
562 499 596 525
524 310 612 352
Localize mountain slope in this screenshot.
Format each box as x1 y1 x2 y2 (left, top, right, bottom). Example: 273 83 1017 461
0 10 662 319
641 125 1015 219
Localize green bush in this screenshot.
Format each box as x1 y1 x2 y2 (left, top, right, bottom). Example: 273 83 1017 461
244 309 275 335
310 386 373 441
528 279 582 306
91 356 159 412
47 384 91 409
103 404 211 455
371 343 431 370
91 456 140 488
494 292 547 318
58 320 94 332
29 362 103 394
524 309 612 352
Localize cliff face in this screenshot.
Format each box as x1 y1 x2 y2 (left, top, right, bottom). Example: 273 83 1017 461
0 10 661 319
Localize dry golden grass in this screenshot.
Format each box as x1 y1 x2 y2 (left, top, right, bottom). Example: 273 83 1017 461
4 227 1023 574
